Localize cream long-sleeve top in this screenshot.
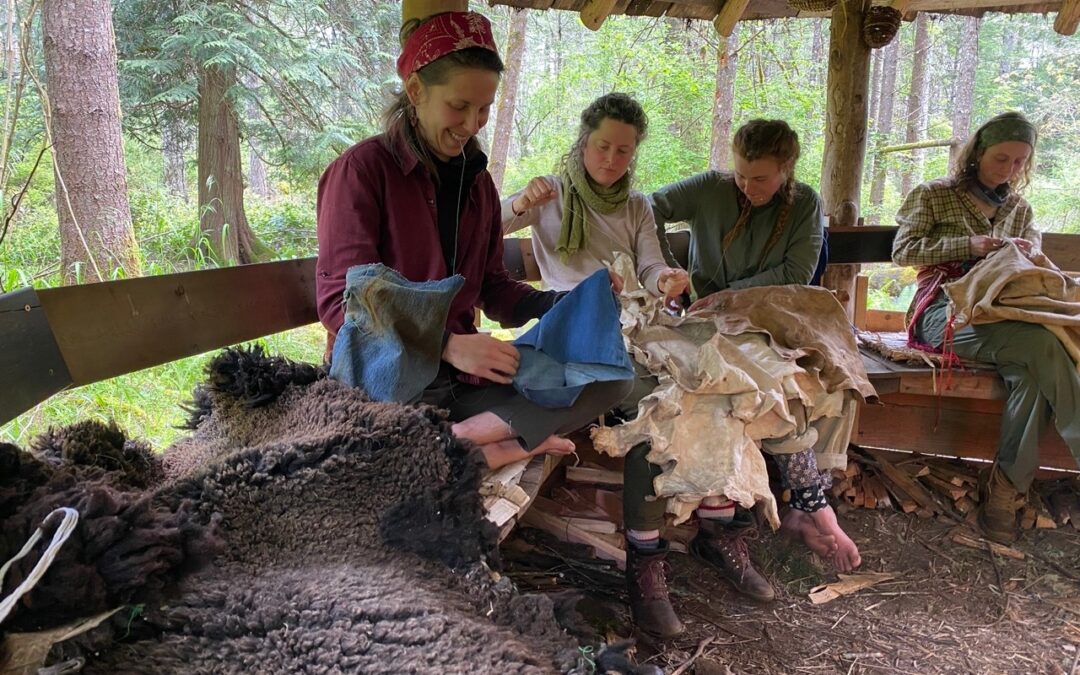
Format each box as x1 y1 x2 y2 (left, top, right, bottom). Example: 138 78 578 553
501 175 669 294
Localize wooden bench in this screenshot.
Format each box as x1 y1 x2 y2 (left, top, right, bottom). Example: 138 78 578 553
4 227 1078 472
503 226 1080 472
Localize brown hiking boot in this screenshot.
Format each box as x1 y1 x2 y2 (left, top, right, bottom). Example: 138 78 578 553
691 512 775 602
626 540 684 638
979 464 1020 544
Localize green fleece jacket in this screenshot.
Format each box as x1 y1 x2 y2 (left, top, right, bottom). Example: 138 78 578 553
651 171 824 299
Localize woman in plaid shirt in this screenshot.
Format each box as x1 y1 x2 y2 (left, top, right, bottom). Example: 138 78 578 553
892 111 1080 543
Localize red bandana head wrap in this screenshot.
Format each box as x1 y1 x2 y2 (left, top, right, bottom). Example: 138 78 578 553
396 11 498 81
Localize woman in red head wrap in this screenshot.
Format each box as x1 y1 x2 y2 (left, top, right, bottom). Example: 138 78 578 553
316 12 632 469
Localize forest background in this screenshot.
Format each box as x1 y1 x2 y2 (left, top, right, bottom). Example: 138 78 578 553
1 0 1077 447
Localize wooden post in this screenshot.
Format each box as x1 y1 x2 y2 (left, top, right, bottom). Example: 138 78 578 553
820 0 872 321
402 1 466 25
713 0 750 38
580 0 618 30
1055 0 1080 35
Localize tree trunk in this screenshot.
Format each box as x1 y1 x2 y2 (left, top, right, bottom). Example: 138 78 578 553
488 7 527 192
196 62 266 265
811 19 826 86
162 116 189 201
709 24 739 171
43 0 140 283
869 37 899 223
864 49 883 192
951 16 980 142
820 0 871 320
998 27 1014 76
241 65 271 200
901 13 930 196
1 0 17 189
868 49 882 131
248 145 270 199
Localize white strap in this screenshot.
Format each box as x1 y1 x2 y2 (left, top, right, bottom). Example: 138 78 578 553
0 507 79 625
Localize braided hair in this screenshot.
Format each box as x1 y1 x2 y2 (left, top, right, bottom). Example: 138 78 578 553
724 120 800 271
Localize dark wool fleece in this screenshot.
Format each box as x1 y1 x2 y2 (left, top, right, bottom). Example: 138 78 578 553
0 425 213 635
38 347 587 674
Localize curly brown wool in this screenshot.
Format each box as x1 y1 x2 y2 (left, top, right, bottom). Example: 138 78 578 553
19 347 619 674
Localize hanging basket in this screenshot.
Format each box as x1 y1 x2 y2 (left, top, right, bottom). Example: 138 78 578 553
863 6 902 49
786 0 838 13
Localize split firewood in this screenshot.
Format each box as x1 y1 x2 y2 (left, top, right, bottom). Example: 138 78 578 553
563 517 618 534
1029 497 1057 529
901 463 930 478
922 475 969 502
954 497 976 515
867 449 941 514
522 506 626 568
1020 505 1037 530
565 466 623 487
808 572 896 605
951 531 1025 560
486 498 522 528
927 464 972 487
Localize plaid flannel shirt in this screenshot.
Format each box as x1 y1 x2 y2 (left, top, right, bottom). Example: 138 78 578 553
892 178 1041 267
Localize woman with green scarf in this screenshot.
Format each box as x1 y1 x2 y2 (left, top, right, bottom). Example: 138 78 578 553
502 93 691 638
502 92 688 306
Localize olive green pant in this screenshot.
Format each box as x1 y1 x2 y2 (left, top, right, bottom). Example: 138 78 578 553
917 293 1080 491
617 362 669 531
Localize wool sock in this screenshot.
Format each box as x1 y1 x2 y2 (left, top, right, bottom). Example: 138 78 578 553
695 497 735 523
625 528 661 551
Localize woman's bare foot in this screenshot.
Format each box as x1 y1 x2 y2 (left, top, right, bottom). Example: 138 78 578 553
808 506 861 572
478 435 575 470
779 509 838 558
529 435 575 457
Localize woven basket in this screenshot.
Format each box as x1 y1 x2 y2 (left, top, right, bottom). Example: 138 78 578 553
787 0 837 12
863 6 902 49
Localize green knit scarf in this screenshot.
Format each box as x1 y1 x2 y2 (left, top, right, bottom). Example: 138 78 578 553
556 155 630 259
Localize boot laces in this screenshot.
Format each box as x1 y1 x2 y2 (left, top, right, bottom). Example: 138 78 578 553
635 557 672 601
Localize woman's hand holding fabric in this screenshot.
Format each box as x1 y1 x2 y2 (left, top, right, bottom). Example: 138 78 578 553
443 333 520 384
688 291 720 313
512 176 557 215
969 234 1005 257
608 269 625 294
657 267 689 312
1008 237 1034 254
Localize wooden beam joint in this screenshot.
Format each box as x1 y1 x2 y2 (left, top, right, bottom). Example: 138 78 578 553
580 0 618 31
714 0 751 37
1055 0 1080 35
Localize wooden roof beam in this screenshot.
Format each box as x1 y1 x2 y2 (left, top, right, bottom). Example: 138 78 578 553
402 0 467 24
1056 0 1080 34
714 0 751 36
580 0 619 29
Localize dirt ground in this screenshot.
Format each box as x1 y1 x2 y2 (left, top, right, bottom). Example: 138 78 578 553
503 496 1080 674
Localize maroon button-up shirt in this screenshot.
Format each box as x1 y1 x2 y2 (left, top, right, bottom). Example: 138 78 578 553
316 134 537 356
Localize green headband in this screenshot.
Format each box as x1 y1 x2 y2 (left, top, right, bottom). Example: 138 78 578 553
978 116 1036 150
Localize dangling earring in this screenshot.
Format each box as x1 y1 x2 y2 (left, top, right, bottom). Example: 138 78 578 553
407 105 418 127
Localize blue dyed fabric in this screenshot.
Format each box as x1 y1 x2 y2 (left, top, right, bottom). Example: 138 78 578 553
513 268 634 408
330 264 464 403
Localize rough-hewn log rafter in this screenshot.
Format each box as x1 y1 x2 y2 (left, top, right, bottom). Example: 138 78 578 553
580 0 618 29
714 0 751 36
1055 0 1080 34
